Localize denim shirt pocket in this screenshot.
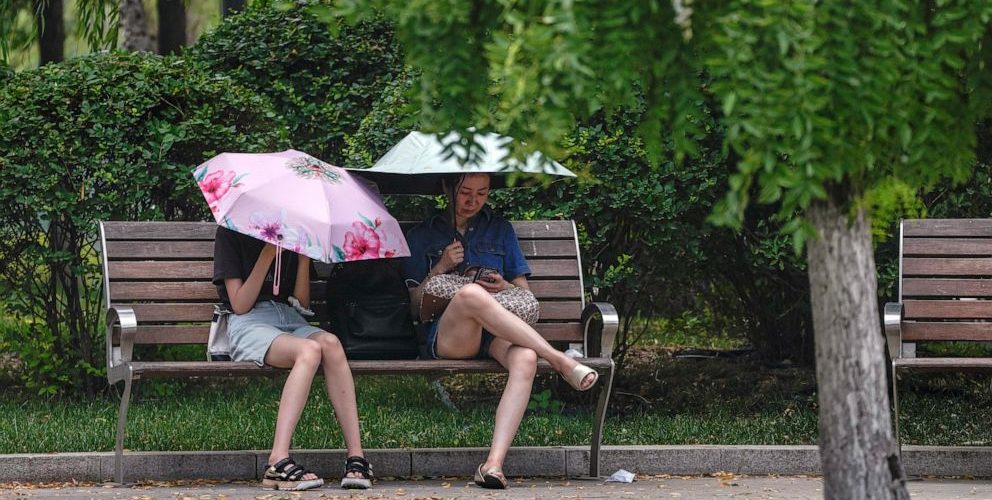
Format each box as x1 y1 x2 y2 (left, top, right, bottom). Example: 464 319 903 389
473 240 506 271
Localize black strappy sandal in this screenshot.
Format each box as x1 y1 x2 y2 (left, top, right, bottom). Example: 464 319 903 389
340 455 374 489
261 457 324 491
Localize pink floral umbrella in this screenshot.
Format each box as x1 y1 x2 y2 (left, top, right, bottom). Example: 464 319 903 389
193 150 410 286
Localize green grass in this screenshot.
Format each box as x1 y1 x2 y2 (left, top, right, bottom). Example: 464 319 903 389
631 312 748 351
1 313 990 453
1 359 990 454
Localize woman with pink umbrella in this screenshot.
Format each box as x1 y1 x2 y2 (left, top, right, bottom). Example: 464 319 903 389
195 150 410 491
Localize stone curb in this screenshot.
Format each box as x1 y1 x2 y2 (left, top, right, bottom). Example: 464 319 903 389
1 445 989 483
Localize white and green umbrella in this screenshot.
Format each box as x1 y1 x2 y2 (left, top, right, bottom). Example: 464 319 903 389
348 131 576 195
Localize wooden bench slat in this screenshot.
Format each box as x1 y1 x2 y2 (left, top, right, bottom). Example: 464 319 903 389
903 300 992 319
109 282 322 301
127 357 613 378
902 278 992 297
108 259 580 281
110 279 583 302
108 262 216 280
903 238 992 256
902 258 992 276
113 321 583 345
106 241 215 260
120 301 582 324
103 222 218 240
903 219 992 237
894 357 992 371
509 220 575 239
517 240 577 258
106 239 576 260
901 322 992 342
104 220 576 240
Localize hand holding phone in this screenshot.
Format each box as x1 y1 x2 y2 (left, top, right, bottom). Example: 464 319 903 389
465 265 498 283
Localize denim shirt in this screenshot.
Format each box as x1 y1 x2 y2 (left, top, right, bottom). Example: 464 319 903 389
403 207 531 285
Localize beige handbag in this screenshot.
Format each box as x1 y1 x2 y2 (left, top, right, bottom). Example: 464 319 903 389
419 273 540 325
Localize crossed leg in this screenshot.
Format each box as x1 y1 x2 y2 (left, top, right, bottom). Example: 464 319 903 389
436 283 596 389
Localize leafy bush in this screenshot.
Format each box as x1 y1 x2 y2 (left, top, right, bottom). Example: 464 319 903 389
189 0 402 165
0 51 288 394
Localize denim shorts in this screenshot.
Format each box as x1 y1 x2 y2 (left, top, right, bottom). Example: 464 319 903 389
227 300 324 366
424 320 495 360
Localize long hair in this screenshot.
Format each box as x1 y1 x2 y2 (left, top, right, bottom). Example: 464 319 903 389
441 174 467 229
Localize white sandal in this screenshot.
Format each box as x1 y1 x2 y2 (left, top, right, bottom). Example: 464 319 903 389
563 363 599 391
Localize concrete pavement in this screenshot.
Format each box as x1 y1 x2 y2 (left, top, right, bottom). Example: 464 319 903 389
2 475 992 499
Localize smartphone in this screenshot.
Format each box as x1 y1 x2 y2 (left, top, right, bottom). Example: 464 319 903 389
466 265 498 283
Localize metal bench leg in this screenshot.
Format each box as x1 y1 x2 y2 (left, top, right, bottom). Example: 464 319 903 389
115 373 135 485
891 364 901 455
589 360 615 478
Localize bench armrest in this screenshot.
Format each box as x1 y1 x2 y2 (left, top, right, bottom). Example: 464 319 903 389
581 302 619 358
883 302 903 360
106 306 137 375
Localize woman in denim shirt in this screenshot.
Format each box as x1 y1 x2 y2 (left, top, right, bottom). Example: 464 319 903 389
403 173 599 489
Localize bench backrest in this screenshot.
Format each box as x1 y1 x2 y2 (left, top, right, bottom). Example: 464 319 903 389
896 219 992 351
100 220 586 356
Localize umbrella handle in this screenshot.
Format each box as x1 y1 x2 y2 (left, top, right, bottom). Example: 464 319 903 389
273 245 283 296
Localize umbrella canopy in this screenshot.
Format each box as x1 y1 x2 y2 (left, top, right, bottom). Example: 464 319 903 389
348 131 576 195
193 149 410 264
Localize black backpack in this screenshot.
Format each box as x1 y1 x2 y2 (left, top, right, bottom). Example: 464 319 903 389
323 259 419 360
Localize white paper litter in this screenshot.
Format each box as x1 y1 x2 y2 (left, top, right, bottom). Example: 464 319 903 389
606 469 635 483
564 348 584 359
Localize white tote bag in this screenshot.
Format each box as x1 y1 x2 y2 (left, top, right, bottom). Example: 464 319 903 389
207 304 233 361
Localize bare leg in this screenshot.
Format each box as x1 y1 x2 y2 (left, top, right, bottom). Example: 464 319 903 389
437 284 595 389
263 335 322 480
482 339 538 472
310 331 365 479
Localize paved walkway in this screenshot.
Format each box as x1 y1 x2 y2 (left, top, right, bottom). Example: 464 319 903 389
2 475 991 499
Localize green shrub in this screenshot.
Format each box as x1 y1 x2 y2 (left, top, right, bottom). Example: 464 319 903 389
0 51 289 394
0 63 11 85
189 0 402 165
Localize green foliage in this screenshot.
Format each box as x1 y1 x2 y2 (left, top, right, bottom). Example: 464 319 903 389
189 0 402 164
0 51 288 394
337 0 992 242
527 388 561 413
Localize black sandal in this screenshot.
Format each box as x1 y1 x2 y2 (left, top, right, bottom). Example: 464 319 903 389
340 455 374 489
474 463 508 489
262 457 324 491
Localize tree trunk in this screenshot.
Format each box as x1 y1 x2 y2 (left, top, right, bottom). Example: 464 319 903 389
37 0 64 64
807 199 908 499
157 0 186 55
118 0 153 52
221 0 245 18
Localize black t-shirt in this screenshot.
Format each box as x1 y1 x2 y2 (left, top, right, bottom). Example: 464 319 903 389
212 226 305 308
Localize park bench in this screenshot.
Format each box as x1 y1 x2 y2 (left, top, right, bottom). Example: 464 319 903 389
883 218 992 446
99 220 618 484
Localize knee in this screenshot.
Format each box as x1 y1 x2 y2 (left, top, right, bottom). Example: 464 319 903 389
295 339 323 367
451 283 493 310
316 333 345 361
508 347 538 378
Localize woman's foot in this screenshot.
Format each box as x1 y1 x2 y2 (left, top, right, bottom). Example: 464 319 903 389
262 457 324 491
340 455 374 489
474 463 508 489
561 362 598 391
